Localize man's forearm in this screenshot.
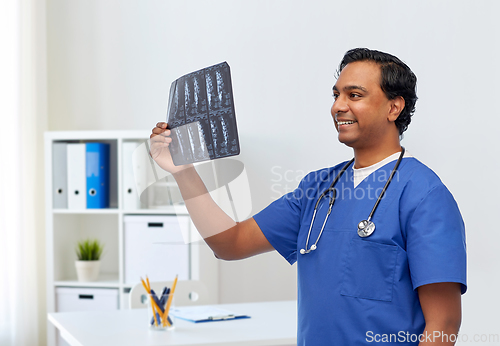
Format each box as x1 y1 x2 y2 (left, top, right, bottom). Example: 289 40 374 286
417 283 462 346
418 323 460 345
172 166 238 252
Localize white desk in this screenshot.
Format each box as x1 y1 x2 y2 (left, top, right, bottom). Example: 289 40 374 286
48 300 297 346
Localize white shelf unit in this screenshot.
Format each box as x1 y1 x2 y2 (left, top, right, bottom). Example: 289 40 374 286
45 131 219 346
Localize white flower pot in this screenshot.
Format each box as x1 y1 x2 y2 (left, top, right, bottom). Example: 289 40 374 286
75 260 101 282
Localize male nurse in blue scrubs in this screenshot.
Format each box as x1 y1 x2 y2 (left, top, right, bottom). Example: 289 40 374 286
150 48 467 345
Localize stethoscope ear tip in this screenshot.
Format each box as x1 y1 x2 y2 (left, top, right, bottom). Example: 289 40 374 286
300 245 317 255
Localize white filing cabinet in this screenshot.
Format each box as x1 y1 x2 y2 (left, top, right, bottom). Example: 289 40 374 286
124 215 190 284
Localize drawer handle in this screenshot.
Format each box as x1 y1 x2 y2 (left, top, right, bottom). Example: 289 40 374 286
79 294 94 300
148 222 163 228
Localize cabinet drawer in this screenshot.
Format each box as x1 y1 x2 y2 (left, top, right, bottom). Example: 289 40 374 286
124 215 190 285
56 287 119 312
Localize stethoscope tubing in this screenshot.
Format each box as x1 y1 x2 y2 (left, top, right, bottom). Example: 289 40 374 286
302 158 354 254
366 147 405 222
300 148 405 255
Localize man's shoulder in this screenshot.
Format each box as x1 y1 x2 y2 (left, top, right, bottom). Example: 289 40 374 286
401 157 445 188
399 158 457 206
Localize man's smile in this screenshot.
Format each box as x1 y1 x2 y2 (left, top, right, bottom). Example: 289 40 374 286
337 120 356 126
335 117 358 128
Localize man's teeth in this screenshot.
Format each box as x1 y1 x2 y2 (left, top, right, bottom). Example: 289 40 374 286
337 121 355 125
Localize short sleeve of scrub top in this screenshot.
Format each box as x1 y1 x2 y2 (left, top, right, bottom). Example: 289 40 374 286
405 184 467 293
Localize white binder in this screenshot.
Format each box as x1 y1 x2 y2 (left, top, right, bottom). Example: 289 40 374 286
131 141 159 208
67 143 87 209
122 141 141 210
52 142 68 209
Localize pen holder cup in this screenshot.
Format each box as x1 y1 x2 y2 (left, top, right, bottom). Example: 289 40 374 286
147 294 175 330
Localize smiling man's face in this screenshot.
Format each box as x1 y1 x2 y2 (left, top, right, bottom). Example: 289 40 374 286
331 61 397 150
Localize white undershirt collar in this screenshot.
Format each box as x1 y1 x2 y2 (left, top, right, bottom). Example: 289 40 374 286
352 150 413 188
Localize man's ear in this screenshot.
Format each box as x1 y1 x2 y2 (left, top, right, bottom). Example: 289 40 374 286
388 96 405 122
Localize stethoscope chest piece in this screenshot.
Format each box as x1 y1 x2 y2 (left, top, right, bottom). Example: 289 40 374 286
357 220 375 238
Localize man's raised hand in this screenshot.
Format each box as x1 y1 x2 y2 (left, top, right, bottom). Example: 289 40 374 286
149 122 190 174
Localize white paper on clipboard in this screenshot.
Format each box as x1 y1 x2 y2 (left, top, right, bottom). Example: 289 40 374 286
171 306 250 323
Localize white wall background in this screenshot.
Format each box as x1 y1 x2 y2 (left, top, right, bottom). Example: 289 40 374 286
47 0 500 343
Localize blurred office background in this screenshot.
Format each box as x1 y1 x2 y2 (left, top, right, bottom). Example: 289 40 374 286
2 0 499 345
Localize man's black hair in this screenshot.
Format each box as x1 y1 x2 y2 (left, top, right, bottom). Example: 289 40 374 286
337 48 418 135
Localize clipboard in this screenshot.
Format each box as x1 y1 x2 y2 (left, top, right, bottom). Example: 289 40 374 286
171 306 250 323
166 62 240 166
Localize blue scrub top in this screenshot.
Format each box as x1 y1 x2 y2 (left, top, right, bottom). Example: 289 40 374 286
254 158 467 345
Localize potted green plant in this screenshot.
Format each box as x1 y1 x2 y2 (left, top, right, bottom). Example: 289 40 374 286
75 238 104 282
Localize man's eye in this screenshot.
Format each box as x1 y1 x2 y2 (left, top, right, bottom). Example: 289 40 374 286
332 94 339 100
350 93 361 98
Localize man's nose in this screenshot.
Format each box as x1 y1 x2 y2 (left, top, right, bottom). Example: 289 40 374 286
331 96 349 115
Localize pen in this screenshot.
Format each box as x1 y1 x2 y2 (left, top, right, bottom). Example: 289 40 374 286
208 314 236 321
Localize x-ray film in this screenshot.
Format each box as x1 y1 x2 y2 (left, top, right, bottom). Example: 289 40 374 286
166 62 240 166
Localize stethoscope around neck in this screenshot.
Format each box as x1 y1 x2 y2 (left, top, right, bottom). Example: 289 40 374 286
300 148 405 255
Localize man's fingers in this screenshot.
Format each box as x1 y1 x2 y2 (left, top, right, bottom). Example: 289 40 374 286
149 136 172 148
150 123 172 154
150 132 164 140
152 127 171 136
150 133 172 141
152 137 172 143
151 127 164 134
